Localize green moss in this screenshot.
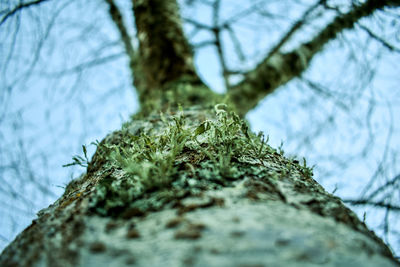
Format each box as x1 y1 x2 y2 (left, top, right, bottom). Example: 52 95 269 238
136 76 227 118
87 105 313 217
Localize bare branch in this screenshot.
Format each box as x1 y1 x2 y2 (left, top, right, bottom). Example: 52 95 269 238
2 0 71 98
225 25 246 62
265 0 325 62
211 0 230 89
192 40 216 48
41 53 124 76
104 0 136 76
183 17 213 30
360 101 394 198
228 0 400 116
358 23 400 53
365 174 400 201
0 0 50 26
222 0 264 25
344 199 400 211
301 78 350 112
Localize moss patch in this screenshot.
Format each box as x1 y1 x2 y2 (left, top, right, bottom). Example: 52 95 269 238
87 105 314 217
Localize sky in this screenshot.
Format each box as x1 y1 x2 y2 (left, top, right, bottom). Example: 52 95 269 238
1 0 399 255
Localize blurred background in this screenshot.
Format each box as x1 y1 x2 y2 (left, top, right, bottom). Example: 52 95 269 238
1 0 399 256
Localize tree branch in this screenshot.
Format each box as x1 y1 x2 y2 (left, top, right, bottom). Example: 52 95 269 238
41 53 124 76
264 0 325 63
364 174 400 201
358 24 400 53
132 0 201 94
104 0 137 86
344 199 400 211
228 0 400 116
0 0 50 26
211 0 230 89
183 17 213 30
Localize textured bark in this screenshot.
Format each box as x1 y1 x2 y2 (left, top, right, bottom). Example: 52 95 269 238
0 107 398 267
131 0 222 115
132 0 200 93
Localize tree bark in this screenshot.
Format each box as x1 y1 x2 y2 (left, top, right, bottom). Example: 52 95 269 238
132 0 215 115
1 106 399 266
1 0 399 266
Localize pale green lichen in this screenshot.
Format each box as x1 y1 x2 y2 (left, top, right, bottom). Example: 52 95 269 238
87 105 314 216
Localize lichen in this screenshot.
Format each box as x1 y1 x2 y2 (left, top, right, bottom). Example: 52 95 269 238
87 104 314 217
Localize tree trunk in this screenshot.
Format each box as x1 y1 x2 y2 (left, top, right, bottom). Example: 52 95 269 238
0 105 398 266
1 0 399 266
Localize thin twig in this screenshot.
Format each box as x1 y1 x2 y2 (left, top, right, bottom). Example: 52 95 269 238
0 0 50 26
